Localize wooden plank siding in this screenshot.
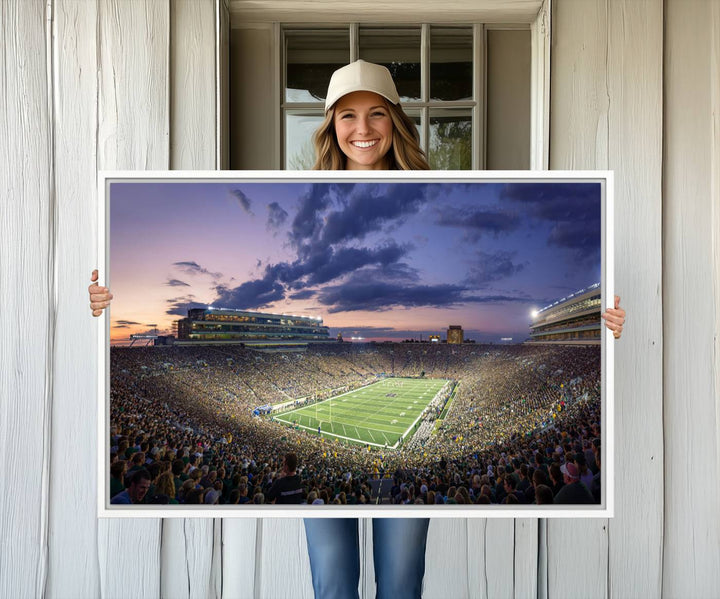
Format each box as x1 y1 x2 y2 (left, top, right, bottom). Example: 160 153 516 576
170 0 217 171
424 518 475 598
257 519 315 598
1 1 718 597
95 0 169 596
548 1 664 598
548 3 611 593
663 1 720 596
47 1 102 597
221 518 258 598
0 1 53 597
605 2 664 597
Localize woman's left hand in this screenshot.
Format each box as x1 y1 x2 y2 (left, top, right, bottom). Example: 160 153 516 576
601 295 625 339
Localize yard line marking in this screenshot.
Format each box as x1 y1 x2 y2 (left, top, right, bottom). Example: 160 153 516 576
277 377 450 448
289 421 388 447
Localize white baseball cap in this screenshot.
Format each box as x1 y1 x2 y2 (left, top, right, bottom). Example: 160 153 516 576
324 60 400 112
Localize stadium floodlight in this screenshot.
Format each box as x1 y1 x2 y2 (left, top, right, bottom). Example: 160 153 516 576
531 309 539 319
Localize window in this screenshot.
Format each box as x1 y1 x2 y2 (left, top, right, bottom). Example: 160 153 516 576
229 23 532 170
283 25 485 170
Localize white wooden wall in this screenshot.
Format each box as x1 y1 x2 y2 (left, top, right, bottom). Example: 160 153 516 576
1 0 718 597
663 1 720 596
550 1 665 596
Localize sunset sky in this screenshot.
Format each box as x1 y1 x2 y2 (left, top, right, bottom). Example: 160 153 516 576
109 180 601 344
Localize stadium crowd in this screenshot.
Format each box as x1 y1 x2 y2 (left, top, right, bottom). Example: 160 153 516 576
109 343 602 506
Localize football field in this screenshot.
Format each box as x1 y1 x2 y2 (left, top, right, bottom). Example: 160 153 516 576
274 377 449 448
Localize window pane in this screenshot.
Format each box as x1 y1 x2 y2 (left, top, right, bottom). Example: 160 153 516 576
429 109 472 170
430 27 473 101
285 112 324 169
359 28 421 102
402 109 423 148
286 30 349 103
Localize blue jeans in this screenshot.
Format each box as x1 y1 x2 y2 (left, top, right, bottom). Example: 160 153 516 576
303 518 430 599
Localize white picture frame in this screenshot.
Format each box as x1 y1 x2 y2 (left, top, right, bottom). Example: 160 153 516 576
97 170 613 518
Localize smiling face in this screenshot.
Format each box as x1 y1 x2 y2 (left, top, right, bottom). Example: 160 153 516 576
333 91 394 170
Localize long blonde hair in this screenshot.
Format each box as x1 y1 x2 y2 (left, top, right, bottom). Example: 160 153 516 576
312 100 430 171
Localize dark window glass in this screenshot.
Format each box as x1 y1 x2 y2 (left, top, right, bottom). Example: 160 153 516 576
430 27 473 101
286 30 350 102
359 28 421 102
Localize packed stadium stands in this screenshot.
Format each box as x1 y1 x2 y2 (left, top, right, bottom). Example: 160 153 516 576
109 342 602 506
529 283 602 344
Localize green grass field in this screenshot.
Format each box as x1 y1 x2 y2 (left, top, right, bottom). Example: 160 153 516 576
274 377 449 448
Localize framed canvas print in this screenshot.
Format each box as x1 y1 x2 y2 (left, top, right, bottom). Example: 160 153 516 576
97 170 613 518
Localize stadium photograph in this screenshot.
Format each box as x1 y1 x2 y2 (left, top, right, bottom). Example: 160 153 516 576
103 175 608 514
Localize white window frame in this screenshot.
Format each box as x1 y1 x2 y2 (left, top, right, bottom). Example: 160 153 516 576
229 1 551 171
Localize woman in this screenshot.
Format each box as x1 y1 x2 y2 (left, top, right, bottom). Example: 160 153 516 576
311 60 428 172
89 60 626 598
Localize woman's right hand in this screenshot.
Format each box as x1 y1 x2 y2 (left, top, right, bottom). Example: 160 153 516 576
89 269 113 316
